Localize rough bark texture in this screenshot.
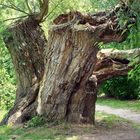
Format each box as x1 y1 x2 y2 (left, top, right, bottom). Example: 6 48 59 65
88 49 139 121
1 4 135 125
93 48 140 84
1 17 47 125
37 26 99 123
37 10 129 124
97 48 140 62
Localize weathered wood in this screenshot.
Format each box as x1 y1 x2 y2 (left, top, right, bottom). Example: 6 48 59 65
87 48 139 122
37 10 130 124
1 17 47 125
93 48 140 84
1 3 135 125
37 23 99 123
97 48 140 62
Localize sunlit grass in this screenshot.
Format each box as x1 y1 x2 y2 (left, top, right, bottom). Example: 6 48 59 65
0 110 139 140
96 112 129 128
0 112 123 140
97 97 140 112
0 125 65 140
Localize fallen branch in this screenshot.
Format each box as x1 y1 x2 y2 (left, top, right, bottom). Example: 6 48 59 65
91 48 140 85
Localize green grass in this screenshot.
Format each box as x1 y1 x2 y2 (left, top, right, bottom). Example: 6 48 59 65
0 112 140 140
0 125 66 140
0 111 129 140
0 108 139 140
95 112 129 128
97 97 140 112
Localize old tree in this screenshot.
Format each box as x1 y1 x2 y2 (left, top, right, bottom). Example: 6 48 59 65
1 0 139 125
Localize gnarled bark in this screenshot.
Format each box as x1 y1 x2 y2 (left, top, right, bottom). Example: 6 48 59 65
37 10 130 124
1 17 47 125
88 48 140 122
1 4 135 125
94 48 140 84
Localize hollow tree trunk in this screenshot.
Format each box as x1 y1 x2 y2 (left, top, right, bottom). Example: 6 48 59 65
1 17 47 125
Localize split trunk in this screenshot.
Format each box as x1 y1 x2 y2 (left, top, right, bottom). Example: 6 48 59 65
1 8 132 125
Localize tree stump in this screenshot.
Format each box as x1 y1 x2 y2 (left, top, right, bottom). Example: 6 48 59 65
37 11 128 124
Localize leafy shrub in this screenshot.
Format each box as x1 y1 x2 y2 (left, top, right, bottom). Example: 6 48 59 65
129 64 140 98
26 116 45 127
100 75 140 100
0 41 16 110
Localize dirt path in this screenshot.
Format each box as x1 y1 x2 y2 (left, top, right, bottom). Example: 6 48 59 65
96 104 140 124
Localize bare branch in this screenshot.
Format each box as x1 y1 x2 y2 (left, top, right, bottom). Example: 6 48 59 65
3 15 28 22
43 0 64 22
91 48 140 84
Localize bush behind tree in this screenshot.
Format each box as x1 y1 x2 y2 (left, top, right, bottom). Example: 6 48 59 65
0 41 16 110
100 75 140 100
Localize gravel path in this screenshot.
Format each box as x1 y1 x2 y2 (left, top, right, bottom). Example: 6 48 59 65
96 104 140 124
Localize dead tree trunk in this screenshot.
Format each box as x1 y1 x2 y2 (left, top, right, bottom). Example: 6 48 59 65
1 17 47 125
37 21 99 124
37 10 129 124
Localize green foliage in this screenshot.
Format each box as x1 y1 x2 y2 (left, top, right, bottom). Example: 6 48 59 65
100 1 140 50
99 0 140 100
129 64 140 82
26 116 45 128
129 64 140 97
0 110 7 122
0 38 16 110
100 76 140 100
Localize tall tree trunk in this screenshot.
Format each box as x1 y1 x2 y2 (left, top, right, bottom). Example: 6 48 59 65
1 17 47 125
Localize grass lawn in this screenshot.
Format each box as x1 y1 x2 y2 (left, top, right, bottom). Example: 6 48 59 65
0 111 133 140
95 112 129 128
97 96 140 113
0 102 140 140
0 124 66 140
